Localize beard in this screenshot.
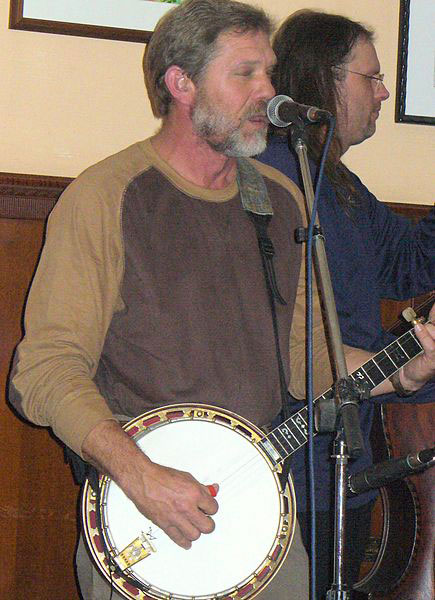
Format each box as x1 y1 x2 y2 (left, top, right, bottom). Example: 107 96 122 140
191 89 268 157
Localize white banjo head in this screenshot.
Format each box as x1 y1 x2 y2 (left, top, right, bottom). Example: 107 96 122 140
82 404 296 599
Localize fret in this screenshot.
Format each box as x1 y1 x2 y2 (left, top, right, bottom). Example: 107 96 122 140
292 411 308 439
275 422 300 449
280 419 305 447
321 389 334 402
273 427 296 454
269 406 311 458
352 364 376 389
373 350 397 378
385 340 409 368
259 321 425 464
399 331 422 358
268 430 289 460
396 338 411 360
285 420 307 446
260 408 308 463
362 360 383 387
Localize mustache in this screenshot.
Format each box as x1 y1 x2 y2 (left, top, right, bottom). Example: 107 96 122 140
243 101 268 120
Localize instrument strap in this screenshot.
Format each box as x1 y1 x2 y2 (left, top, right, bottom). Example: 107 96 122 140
237 159 293 485
236 159 291 424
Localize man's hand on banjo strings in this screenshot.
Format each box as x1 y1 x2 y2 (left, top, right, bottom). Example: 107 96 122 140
130 461 219 549
82 419 219 549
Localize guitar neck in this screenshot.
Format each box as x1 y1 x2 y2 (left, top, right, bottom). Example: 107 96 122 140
259 325 424 465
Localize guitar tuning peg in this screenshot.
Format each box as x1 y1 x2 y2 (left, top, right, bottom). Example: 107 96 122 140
402 307 416 323
402 307 425 326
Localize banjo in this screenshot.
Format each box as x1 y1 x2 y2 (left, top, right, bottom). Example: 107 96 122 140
82 310 427 600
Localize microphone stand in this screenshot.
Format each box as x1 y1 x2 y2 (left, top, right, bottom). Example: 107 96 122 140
288 118 366 599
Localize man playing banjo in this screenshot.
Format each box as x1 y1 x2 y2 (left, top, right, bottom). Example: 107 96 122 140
9 1 435 599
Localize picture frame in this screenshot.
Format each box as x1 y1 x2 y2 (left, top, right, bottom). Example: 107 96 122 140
9 0 180 44
395 0 435 125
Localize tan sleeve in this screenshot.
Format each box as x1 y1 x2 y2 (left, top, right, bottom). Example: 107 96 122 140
288 245 334 399
10 174 124 456
282 181 332 398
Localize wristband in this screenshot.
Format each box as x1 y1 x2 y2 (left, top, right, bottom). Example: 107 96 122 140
389 370 415 398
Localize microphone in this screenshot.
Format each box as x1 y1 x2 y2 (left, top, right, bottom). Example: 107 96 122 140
266 94 332 127
348 447 435 495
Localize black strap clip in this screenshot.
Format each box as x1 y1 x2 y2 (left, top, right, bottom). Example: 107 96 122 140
258 235 275 259
249 212 287 306
295 225 323 244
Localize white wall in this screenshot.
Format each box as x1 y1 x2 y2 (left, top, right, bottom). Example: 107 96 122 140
1 0 433 205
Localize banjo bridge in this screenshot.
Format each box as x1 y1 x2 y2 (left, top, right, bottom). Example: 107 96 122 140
114 531 157 571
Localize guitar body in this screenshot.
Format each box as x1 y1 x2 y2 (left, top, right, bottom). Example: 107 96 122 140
355 401 434 600
354 404 419 597
82 404 296 600
355 295 435 599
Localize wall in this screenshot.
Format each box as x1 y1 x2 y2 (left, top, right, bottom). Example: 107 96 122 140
1 0 433 205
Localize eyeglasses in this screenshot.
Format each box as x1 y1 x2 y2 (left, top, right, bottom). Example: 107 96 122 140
335 67 385 89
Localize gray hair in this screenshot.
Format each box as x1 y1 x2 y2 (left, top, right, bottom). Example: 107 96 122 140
144 0 273 118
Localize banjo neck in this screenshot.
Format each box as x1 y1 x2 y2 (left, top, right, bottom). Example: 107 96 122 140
259 321 426 465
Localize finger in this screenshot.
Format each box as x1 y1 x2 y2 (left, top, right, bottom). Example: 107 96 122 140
206 483 219 497
415 322 435 351
198 488 219 516
165 524 193 550
168 502 213 540
191 510 216 535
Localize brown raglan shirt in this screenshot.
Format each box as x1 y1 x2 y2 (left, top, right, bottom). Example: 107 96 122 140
9 138 336 457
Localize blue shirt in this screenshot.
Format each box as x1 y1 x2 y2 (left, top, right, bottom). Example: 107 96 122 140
257 135 435 511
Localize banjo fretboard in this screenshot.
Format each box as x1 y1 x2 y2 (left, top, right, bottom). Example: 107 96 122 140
258 325 424 464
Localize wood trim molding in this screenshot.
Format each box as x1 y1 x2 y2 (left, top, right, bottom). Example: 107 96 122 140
0 171 432 222
0 172 73 220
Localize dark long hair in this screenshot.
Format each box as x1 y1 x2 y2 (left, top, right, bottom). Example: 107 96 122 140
271 10 373 207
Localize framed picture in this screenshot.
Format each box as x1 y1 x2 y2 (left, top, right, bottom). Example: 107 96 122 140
9 0 181 44
395 0 435 125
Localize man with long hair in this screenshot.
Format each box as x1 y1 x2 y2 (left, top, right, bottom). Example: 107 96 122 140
258 10 434 599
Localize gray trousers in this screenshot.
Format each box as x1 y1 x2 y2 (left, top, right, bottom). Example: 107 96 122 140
76 519 309 600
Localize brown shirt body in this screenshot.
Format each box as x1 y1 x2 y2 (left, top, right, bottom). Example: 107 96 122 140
9 139 333 455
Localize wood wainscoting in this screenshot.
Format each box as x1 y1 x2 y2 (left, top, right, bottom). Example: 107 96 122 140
0 173 78 600
0 172 432 599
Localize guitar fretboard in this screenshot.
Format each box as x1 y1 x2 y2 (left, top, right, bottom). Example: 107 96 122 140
258 325 424 465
